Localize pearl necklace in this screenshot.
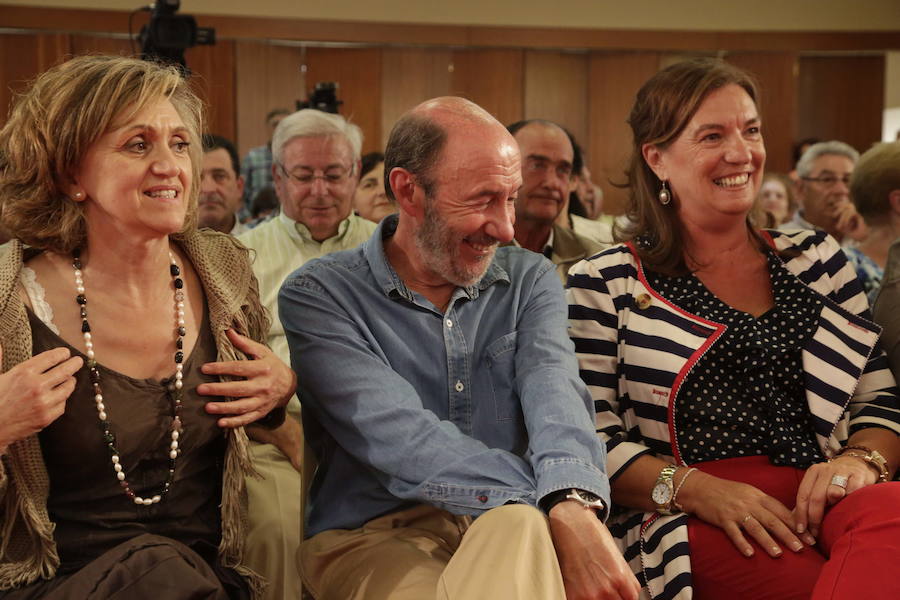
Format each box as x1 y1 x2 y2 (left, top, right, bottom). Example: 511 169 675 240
72 249 185 506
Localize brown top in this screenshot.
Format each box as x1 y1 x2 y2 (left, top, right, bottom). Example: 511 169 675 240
0 231 272 596
30 306 225 571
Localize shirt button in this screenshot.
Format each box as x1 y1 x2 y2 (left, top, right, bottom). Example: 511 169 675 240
455 380 464 392
445 319 453 328
635 293 652 310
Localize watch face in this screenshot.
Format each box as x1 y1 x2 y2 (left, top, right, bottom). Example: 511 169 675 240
651 482 672 505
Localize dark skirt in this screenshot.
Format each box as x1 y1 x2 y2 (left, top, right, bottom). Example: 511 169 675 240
0 534 250 600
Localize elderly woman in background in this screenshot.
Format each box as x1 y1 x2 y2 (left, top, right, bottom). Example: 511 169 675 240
0 55 295 598
843 142 900 303
352 151 395 224
757 172 797 226
567 58 900 599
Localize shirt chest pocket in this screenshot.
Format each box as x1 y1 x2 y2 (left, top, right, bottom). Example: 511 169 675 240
485 332 518 422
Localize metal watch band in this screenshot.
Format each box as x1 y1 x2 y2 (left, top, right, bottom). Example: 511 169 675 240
652 464 678 515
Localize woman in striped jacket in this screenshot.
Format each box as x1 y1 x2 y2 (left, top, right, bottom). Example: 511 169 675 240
567 58 900 600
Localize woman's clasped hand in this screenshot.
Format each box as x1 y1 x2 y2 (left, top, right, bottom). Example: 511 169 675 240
0 344 82 451
676 468 814 557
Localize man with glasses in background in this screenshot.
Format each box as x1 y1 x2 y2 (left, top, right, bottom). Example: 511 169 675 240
237 109 376 600
785 140 866 244
507 120 603 284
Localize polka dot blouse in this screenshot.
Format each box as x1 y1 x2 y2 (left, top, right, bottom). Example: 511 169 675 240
645 249 824 468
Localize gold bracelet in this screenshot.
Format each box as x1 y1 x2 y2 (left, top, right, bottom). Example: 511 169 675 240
829 446 889 482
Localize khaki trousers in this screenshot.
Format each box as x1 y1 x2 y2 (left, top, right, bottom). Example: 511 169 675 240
243 440 303 600
299 503 567 600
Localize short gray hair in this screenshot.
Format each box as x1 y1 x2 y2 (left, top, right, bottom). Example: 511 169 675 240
796 140 859 178
271 109 363 166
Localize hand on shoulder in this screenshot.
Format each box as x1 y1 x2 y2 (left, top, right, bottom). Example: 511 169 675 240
196 329 296 429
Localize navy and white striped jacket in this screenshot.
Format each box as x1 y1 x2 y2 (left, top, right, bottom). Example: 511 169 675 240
566 228 900 600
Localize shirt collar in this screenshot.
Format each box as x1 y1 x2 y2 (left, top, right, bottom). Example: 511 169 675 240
277 211 352 243
543 227 555 258
229 216 248 236
364 214 509 302
787 210 816 231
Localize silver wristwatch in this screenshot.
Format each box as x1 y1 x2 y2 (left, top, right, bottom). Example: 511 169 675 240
564 488 606 516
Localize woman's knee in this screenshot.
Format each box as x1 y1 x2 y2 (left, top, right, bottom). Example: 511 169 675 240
821 481 900 547
830 481 900 521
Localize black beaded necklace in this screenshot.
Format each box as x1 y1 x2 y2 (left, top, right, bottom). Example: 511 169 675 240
72 248 186 506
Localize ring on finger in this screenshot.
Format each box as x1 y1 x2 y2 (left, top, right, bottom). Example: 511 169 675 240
741 514 753 525
830 474 849 489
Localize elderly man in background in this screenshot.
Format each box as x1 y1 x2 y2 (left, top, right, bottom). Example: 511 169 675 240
507 119 604 284
198 134 247 235
281 97 639 600
237 109 376 600
785 140 866 243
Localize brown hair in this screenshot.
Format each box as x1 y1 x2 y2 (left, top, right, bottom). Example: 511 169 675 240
618 58 760 275
0 54 203 253
850 141 900 225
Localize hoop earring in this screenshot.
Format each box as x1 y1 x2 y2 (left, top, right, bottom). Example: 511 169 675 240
658 181 671 205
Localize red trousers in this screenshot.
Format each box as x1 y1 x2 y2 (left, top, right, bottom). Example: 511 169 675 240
688 456 900 600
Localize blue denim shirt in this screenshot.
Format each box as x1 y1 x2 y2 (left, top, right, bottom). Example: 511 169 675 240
279 215 610 537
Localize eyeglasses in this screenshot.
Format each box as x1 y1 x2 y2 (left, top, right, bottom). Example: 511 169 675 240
524 157 573 181
278 163 353 187
801 174 851 187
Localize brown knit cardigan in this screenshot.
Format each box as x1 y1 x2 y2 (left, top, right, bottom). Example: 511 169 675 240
0 229 271 596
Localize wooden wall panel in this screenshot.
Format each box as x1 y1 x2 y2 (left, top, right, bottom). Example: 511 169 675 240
798 55 885 154
3 6 900 53
524 50 589 145
0 32 70 128
449 49 524 126
0 31 236 142
726 52 799 174
304 47 382 154
380 48 452 148
184 40 237 142
69 34 132 57
587 52 662 215
234 41 306 156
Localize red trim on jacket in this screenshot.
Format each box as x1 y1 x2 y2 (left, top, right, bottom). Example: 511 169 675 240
624 242 728 465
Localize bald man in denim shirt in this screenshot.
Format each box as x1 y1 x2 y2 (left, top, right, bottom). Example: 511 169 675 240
280 97 639 600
